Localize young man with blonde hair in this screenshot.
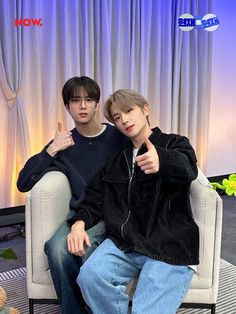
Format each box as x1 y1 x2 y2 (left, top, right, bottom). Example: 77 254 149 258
68 89 199 314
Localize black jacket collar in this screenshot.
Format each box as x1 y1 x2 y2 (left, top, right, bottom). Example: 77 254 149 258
125 127 163 153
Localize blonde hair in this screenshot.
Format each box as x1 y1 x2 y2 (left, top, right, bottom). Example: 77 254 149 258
103 89 149 123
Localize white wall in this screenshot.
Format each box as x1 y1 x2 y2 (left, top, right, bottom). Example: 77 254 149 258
206 0 236 176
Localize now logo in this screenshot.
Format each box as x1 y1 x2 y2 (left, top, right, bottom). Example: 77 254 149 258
15 18 43 27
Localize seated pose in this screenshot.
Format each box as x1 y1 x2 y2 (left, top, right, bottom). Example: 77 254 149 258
67 89 199 314
17 76 126 314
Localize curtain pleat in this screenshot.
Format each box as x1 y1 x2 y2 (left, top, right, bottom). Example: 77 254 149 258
0 0 30 206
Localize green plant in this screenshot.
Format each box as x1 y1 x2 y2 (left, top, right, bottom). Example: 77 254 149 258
0 248 17 259
211 174 236 196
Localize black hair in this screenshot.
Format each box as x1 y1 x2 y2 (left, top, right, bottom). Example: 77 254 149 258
62 76 100 106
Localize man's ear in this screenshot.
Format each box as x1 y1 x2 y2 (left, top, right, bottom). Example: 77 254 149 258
143 104 150 117
94 102 98 112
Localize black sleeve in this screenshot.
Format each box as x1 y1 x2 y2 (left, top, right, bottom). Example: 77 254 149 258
67 169 104 230
156 135 198 184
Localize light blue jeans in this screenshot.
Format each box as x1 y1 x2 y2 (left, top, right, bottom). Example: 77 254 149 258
44 213 106 314
78 239 193 314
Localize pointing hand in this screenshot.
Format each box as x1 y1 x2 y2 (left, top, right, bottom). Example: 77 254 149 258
135 138 159 174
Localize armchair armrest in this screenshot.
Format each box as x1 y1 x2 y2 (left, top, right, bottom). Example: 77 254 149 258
25 171 72 285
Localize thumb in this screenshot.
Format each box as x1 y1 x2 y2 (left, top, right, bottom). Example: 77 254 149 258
57 121 63 133
144 137 153 150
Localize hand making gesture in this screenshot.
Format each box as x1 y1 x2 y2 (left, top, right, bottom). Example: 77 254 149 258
135 138 160 174
46 122 75 157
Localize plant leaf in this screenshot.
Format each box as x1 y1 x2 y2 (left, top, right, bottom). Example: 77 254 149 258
0 248 17 260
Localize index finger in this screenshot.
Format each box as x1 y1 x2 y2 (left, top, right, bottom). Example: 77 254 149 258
135 152 148 162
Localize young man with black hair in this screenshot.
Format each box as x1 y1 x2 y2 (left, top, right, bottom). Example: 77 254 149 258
68 89 199 314
17 77 126 314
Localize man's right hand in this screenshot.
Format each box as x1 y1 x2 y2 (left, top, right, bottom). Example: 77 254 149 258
46 122 75 157
67 221 91 256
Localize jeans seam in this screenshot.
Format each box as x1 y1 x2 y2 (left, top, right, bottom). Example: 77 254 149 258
110 259 127 314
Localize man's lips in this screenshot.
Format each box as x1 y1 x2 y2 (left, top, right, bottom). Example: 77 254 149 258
79 113 88 117
125 125 134 132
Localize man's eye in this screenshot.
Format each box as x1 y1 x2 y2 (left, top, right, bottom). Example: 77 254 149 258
71 98 80 103
114 116 120 122
85 98 92 102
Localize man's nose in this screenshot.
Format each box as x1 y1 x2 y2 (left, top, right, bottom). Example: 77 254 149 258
121 114 128 124
79 100 87 108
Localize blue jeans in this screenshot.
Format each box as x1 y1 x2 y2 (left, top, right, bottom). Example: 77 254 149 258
44 213 106 314
78 239 193 314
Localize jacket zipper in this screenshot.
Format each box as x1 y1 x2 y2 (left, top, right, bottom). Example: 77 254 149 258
121 210 131 239
121 151 134 240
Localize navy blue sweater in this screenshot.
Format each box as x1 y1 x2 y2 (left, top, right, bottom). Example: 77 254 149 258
17 124 126 209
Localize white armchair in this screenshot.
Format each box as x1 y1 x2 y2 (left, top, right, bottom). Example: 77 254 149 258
25 169 222 314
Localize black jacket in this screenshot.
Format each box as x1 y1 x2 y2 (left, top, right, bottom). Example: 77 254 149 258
69 127 199 265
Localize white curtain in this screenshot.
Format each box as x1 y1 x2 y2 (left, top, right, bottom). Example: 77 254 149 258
0 0 30 207
0 0 213 208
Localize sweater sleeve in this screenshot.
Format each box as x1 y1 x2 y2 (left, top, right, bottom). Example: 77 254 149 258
17 144 64 192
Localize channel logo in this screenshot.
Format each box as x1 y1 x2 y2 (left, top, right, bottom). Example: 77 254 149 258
178 13 219 31
14 18 43 27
